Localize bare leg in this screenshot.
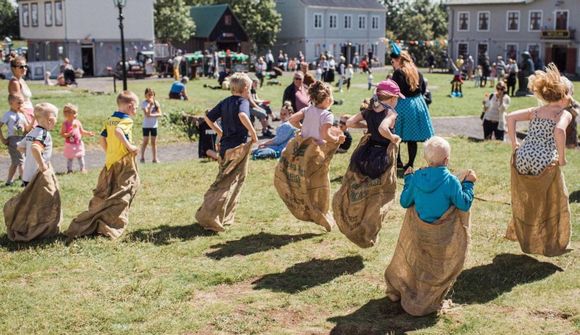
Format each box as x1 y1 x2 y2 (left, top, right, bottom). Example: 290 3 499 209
141 136 149 162
7 164 17 183
151 136 158 162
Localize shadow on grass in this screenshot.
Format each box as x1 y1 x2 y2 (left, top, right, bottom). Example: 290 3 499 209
206 232 320 260
126 224 217 245
330 175 343 184
450 253 563 304
569 190 580 203
252 255 364 293
328 298 437 335
0 234 66 252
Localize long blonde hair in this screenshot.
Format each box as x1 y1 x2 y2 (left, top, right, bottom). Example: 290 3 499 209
528 63 568 103
398 51 419 91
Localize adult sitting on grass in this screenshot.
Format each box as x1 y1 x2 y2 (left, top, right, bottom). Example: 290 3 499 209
252 101 296 159
168 77 189 100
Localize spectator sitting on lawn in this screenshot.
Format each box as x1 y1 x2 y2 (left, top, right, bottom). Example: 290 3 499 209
252 101 296 159
251 78 277 121
204 68 232 90
168 77 189 100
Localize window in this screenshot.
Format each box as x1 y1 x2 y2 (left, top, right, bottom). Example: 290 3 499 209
477 11 490 31
55 0 63 26
45 2 53 27
506 43 518 61
314 13 322 29
371 16 380 30
358 15 366 29
527 44 540 62
477 43 488 61
329 14 337 29
458 11 469 31
555 10 568 30
344 15 352 29
529 10 542 31
224 15 232 26
506 11 520 32
458 43 468 59
21 4 29 27
31 2 38 27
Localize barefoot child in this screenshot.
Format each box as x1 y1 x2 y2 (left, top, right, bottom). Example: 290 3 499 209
505 63 572 256
140 88 162 163
195 73 258 232
385 136 476 316
275 81 345 231
4 103 62 241
66 91 140 240
61 103 94 173
1 94 32 186
332 80 402 247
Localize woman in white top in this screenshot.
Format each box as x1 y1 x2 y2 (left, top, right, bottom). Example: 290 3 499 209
483 81 511 141
8 56 35 125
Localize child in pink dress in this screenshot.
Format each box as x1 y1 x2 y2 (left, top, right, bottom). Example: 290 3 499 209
60 104 94 173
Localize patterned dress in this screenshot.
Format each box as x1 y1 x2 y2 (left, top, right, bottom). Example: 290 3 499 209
515 110 558 176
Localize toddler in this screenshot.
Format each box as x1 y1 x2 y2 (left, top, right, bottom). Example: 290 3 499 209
345 64 354 91
367 69 374 90
252 101 296 159
474 65 482 88
140 88 162 163
61 103 94 173
1 94 32 185
400 136 476 223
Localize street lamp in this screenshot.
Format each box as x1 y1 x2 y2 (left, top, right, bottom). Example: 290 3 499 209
113 0 128 90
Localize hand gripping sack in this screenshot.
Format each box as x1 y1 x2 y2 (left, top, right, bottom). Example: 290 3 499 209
274 135 340 231
505 157 571 257
385 206 471 316
332 135 398 247
66 154 140 240
195 141 253 232
4 166 62 242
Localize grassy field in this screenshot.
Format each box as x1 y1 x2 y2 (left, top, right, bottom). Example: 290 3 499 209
2 69 578 152
0 133 578 334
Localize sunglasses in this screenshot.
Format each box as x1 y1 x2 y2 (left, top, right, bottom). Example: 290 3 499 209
294 77 303 81
13 65 26 69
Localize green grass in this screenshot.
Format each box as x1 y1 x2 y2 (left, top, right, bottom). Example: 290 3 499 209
0 135 578 334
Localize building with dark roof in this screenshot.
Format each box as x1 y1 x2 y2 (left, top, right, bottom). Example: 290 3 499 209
274 0 386 64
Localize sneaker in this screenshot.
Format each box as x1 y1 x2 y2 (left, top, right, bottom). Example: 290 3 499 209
4 181 13 186
152 160 160 164
262 130 275 138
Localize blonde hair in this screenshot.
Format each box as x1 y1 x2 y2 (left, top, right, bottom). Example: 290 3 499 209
117 90 139 106
63 103 78 116
8 94 23 104
398 51 419 91
229 72 252 94
308 80 332 106
34 102 58 120
528 63 568 103
423 136 450 165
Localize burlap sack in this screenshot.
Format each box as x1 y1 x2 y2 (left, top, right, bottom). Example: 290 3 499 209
332 135 398 248
195 141 253 232
66 154 139 239
385 206 471 316
4 166 62 242
274 135 340 231
505 157 571 257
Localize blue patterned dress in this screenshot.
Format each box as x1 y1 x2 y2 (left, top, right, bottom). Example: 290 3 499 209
392 70 435 142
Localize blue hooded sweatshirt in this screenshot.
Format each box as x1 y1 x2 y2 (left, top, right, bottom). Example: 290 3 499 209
400 166 474 223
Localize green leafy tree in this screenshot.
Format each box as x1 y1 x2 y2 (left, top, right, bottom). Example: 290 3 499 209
154 0 196 44
0 0 19 39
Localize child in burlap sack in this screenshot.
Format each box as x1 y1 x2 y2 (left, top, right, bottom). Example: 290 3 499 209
195 73 258 232
4 103 62 242
66 91 140 240
0 94 32 186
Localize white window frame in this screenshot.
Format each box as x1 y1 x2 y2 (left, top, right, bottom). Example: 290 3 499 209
528 10 542 32
21 3 29 27
44 1 53 27
358 15 366 30
477 11 490 32
344 14 352 29
457 42 469 59
313 13 323 29
527 43 541 59
371 15 380 30
31 2 38 27
554 9 569 30
54 0 63 26
506 10 520 32
457 11 470 32
505 43 518 61
329 14 338 29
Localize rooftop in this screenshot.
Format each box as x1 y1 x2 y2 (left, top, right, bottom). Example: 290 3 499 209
189 4 231 38
445 0 535 4
299 0 385 10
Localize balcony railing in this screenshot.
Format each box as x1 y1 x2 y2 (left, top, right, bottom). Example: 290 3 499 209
541 29 575 40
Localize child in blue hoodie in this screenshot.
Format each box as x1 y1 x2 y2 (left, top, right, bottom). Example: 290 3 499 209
400 136 476 223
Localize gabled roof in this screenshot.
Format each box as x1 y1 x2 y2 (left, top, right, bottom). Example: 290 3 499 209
445 0 535 5
299 0 385 10
189 4 230 38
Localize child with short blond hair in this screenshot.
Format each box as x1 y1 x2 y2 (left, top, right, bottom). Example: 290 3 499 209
400 136 476 223
61 103 94 173
1 94 32 186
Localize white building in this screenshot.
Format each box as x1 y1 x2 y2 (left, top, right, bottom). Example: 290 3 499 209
18 0 155 76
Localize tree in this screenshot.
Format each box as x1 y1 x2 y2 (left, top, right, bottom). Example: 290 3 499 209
0 0 19 39
154 0 196 44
